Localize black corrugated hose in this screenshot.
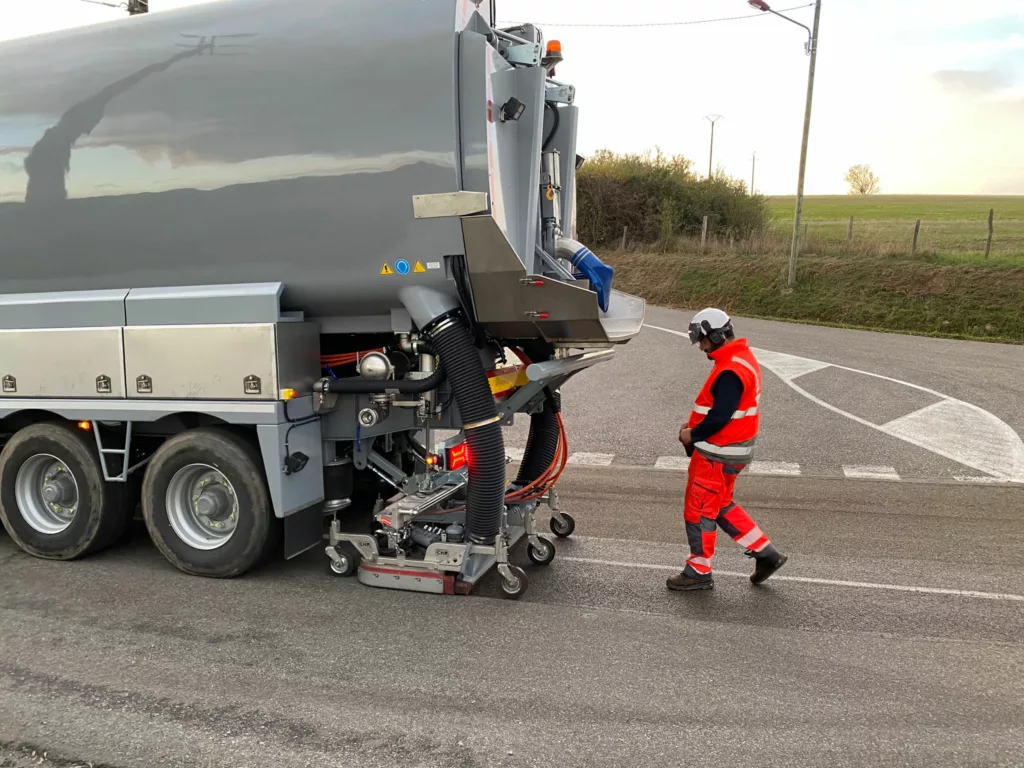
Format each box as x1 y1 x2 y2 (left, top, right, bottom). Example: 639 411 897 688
426 312 506 545
514 387 561 487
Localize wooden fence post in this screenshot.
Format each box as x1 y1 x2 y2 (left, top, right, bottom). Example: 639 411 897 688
985 208 994 259
701 216 708 250
912 219 921 255
847 215 854 246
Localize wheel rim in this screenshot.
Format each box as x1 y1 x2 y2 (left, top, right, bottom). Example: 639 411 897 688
165 463 239 550
15 454 80 535
331 554 349 573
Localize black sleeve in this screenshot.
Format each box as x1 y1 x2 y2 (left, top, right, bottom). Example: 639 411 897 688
690 371 743 444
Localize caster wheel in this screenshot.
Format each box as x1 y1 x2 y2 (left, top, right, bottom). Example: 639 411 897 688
327 543 360 577
500 565 528 600
550 512 575 538
527 537 555 566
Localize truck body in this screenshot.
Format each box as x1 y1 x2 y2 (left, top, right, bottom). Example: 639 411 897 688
0 0 644 597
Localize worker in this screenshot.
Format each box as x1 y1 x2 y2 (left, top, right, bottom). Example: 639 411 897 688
667 308 788 591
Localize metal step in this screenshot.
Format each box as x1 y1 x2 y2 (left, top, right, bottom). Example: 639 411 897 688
375 481 466 530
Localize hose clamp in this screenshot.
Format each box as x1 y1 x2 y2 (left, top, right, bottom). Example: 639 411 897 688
463 414 502 431
423 311 462 337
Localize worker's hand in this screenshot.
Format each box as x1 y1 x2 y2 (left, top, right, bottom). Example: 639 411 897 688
678 427 693 446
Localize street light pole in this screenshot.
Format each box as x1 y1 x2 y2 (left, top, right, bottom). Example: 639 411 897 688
79 0 147 13
748 0 821 288
705 114 723 179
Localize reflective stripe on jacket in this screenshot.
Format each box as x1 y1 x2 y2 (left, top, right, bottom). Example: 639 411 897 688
687 338 763 465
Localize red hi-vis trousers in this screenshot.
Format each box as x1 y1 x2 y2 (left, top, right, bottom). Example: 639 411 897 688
683 451 771 578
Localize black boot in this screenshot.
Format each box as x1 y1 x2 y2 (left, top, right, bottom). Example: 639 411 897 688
667 571 714 591
747 545 788 584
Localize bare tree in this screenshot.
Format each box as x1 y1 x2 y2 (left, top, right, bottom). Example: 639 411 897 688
845 164 880 195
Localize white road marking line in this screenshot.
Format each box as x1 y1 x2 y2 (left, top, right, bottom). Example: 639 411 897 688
748 461 802 476
502 456 1021 485
654 456 688 470
567 452 615 466
953 474 1012 485
560 557 1024 602
842 465 901 481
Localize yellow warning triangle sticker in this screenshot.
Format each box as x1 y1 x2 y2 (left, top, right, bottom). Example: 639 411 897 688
380 263 394 276
413 260 427 273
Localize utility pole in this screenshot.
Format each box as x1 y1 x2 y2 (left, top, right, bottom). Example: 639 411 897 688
704 114 723 179
750 151 756 194
747 0 821 288
788 0 821 288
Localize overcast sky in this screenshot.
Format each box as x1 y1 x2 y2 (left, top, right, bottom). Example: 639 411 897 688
3 0 1022 195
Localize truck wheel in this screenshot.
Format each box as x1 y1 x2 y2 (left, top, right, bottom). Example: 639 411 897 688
141 427 273 578
0 422 127 560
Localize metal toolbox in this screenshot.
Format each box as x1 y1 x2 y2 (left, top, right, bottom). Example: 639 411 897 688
122 322 320 400
0 327 126 399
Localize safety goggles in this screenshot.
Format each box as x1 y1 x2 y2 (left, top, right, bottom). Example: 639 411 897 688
687 323 703 345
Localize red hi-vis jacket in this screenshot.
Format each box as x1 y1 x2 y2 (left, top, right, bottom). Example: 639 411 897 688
686 338 763 466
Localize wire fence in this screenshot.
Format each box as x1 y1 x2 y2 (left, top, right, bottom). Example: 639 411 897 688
766 209 1024 262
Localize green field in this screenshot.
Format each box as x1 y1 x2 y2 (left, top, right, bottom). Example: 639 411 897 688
767 194 1024 221
765 195 1024 262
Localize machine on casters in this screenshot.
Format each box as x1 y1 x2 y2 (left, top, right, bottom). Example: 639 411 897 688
323 350 593 601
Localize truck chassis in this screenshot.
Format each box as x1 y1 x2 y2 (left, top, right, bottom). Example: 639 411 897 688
0 280 611 598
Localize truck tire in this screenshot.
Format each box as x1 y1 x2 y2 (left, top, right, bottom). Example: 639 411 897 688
141 427 273 578
0 422 128 560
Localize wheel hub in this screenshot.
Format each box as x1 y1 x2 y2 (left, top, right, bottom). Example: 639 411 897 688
166 464 239 550
15 454 80 535
42 473 76 507
195 485 234 523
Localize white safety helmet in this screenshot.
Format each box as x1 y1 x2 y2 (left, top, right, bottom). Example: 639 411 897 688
687 307 733 345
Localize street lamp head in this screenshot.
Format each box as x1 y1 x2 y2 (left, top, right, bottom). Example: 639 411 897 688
748 0 771 11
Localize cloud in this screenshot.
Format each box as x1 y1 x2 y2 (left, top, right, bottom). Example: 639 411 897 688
933 68 1011 95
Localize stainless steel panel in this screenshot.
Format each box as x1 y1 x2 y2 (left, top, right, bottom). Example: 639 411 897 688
0 327 125 398
275 321 322 397
124 324 283 400
412 191 489 219
460 215 644 344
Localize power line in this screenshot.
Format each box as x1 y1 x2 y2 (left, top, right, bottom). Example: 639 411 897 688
497 4 813 29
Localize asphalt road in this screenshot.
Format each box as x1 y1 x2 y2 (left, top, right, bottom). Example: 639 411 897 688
500 306 1024 483
2 466 1023 768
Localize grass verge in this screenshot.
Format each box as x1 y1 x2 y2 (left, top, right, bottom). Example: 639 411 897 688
602 247 1024 344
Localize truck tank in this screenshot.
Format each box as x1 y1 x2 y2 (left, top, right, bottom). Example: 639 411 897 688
0 0 640 342
0 0 467 325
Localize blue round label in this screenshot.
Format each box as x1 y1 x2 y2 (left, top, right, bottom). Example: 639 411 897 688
395 259 410 275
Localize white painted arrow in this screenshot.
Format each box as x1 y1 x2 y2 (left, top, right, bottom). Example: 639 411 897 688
645 324 1024 483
